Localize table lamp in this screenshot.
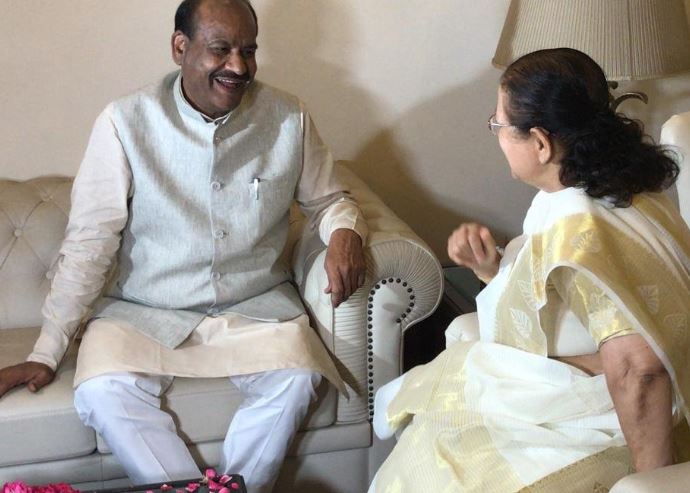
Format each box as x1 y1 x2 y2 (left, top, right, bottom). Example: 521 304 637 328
492 0 690 110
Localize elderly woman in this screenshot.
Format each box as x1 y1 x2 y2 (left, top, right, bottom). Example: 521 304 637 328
368 48 690 492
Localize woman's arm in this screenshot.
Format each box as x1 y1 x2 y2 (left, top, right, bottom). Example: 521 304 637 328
600 334 674 472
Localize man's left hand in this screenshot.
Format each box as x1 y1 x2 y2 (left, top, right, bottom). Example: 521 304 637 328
324 228 366 308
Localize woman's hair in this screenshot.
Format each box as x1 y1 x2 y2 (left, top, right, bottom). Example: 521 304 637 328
500 48 678 206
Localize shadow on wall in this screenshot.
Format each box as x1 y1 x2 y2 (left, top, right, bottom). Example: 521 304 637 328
256 0 535 262
351 70 536 263
256 0 386 162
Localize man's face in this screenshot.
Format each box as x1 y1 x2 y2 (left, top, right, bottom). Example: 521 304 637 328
171 0 258 119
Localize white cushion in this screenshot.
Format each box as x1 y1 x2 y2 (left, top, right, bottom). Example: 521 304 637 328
660 112 690 226
445 312 479 348
0 327 96 467
611 462 690 493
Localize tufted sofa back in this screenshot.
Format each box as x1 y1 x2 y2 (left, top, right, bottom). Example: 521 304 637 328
0 177 72 330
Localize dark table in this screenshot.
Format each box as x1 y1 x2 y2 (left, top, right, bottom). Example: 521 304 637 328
83 475 247 493
403 266 482 371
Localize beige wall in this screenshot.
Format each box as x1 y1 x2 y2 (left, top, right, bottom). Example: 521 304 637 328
2 0 690 262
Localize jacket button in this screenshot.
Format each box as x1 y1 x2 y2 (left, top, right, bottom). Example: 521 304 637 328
211 272 222 281
211 181 223 191
214 230 227 239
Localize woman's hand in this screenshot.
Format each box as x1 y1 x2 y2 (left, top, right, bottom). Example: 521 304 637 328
600 334 674 472
447 223 501 283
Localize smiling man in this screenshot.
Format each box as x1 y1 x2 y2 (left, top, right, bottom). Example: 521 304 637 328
0 1 367 492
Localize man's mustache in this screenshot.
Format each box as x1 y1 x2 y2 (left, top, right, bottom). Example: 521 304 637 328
212 71 252 84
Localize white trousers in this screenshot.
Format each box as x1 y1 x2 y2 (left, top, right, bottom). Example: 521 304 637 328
74 368 321 493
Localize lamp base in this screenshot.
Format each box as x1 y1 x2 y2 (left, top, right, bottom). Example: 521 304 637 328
608 81 649 111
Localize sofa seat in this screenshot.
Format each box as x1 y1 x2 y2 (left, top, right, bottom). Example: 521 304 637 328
95 373 337 454
0 325 338 461
0 328 94 467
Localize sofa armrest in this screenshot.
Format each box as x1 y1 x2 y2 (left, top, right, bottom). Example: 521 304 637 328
292 163 443 423
610 462 690 493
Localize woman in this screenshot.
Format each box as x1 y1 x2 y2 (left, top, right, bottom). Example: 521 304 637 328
369 48 690 492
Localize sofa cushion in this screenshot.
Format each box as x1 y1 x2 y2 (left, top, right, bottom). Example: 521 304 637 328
0 327 96 467
0 178 72 330
96 372 337 453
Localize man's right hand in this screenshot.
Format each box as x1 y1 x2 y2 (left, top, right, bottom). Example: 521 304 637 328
447 223 501 283
0 362 55 398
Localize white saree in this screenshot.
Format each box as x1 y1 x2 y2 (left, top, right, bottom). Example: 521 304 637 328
370 188 690 493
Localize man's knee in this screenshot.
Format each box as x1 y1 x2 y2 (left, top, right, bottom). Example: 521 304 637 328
74 375 116 425
73 373 143 426
239 368 322 405
276 369 322 403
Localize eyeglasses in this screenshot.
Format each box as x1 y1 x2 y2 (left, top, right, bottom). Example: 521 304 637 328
487 114 513 136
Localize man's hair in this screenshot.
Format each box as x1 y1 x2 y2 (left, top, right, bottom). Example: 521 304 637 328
175 0 258 38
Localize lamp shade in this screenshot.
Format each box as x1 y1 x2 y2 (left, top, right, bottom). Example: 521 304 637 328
493 0 690 81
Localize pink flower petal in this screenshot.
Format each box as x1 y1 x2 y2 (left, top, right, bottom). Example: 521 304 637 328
218 475 232 485
160 485 173 491
205 469 217 480
230 484 239 491
218 489 230 493
208 480 222 491
185 483 200 493
145 490 154 493
3 482 32 493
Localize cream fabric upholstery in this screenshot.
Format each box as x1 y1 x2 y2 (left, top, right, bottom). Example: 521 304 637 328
661 111 690 226
610 462 690 493
0 328 93 467
444 312 479 348
0 162 442 491
0 178 71 330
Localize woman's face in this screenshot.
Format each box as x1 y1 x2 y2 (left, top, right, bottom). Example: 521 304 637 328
494 88 563 192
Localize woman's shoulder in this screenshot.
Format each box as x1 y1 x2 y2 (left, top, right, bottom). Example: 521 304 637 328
523 187 597 234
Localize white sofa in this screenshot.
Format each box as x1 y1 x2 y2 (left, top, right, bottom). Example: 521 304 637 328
0 162 443 492
446 111 690 493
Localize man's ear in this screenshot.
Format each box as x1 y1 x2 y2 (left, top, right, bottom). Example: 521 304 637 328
171 31 188 66
529 127 554 165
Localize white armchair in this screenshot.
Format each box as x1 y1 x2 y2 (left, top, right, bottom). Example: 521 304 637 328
608 110 690 493
660 110 690 225
0 162 443 492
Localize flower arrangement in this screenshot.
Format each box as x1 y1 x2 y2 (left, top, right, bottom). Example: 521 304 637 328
2 468 243 493
2 483 78 493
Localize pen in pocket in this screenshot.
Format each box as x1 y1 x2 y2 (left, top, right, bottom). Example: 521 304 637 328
252 177 260 200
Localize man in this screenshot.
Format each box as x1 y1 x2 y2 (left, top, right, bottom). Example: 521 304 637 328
0 0 367 491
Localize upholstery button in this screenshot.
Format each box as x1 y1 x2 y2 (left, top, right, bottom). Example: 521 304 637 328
214 230 227 239
45 271 55 280
14 229 22 237
211 271 221 281
211 181 223 191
